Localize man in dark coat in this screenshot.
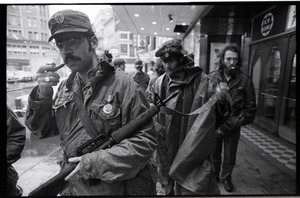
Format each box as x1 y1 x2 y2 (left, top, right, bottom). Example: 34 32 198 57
132 60 150 91
210 45 256 192
7 106 26 196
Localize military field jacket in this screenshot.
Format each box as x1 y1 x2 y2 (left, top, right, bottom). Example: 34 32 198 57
25 63 157 195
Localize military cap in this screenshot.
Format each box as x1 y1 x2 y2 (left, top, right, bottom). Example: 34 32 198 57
113 58 126 66
48 9 92 41
155 39 185 58
135 60 143 67
106 53 113 59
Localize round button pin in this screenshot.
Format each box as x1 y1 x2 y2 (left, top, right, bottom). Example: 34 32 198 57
103 104 113 114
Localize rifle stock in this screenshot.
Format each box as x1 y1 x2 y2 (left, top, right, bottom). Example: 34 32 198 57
28 90 179 196
28 163 76 196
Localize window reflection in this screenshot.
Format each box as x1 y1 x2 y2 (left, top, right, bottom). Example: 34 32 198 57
266 46 281 91
262 46 281 120
252 57 261 105
284 54 296 128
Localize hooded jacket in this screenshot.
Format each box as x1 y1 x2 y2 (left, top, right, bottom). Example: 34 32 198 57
25 62 157 195
150 57 230 194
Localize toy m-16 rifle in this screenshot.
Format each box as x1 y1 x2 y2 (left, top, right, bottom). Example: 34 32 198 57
28 90 180 196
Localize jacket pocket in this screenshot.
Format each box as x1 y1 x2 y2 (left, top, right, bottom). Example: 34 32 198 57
232 87 245 108
53 91 74 110
89 101 121 134
125 162 156 195
53 99 72 110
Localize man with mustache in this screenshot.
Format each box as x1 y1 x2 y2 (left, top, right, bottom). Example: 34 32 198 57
25 9 157 196
209 45 256 192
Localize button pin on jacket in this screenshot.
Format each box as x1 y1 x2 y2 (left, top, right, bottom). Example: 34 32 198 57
103 95 113 114
103 104 113 114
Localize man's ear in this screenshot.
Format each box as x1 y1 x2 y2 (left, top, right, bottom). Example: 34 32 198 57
91 36 98 49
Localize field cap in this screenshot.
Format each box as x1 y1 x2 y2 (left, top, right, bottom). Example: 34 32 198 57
135 60 143 68
155 39 185 58
113 58 126 66
106 53 113 59
48 9 92 41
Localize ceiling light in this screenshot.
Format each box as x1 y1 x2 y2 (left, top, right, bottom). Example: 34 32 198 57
134 14 139 17
154 32 157 35
177 33 180 35
166 28 170 31
168 14 173 23
152 22 157 25
182 23 186 26
140 27 144 30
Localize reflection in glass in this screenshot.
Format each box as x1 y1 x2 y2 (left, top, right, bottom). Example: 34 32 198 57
284 54 296 128
262 95 277 120
252 57 261 105
262 46 281 120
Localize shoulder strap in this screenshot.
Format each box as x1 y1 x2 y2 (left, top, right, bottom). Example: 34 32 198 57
74 92 98 138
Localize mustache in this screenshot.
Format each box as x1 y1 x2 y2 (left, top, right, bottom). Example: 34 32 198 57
64 55 81 63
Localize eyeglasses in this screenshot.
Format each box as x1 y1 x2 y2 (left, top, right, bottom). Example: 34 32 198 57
51 37 85 52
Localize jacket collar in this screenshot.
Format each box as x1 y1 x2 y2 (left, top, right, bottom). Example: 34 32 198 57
65 61 115 91
168 65 202 87
217 68 243 88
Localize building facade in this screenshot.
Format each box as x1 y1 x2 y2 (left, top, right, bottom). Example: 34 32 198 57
7 5 60 73
94 7 172 73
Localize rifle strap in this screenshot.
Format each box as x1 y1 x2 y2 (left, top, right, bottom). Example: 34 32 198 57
160 92 232 117
74 92 98 138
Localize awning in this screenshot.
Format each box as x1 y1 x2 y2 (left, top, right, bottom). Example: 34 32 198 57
137 50 157 63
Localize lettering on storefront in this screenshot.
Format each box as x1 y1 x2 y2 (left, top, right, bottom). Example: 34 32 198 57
261 13 274 36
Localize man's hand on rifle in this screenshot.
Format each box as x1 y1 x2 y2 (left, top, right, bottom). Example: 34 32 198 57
64 156 82 181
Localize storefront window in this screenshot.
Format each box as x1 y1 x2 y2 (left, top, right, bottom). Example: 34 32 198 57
262 46 281 120
284 54 296 128
252 57 261 105
183 19 201 66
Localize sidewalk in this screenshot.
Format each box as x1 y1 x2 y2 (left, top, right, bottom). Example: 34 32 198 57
13 123 297 196
241 124 296 178
217 123 296 195
13 135 62 196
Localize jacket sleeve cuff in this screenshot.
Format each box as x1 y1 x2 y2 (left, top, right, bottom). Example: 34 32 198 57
28 86 53 110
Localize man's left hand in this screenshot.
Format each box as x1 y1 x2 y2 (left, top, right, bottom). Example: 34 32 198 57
65 156 82 181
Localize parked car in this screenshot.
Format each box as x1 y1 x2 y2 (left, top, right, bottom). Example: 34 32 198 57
7 71 19 83
13 81 61 117
15 71 36 82
14 94 29 117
